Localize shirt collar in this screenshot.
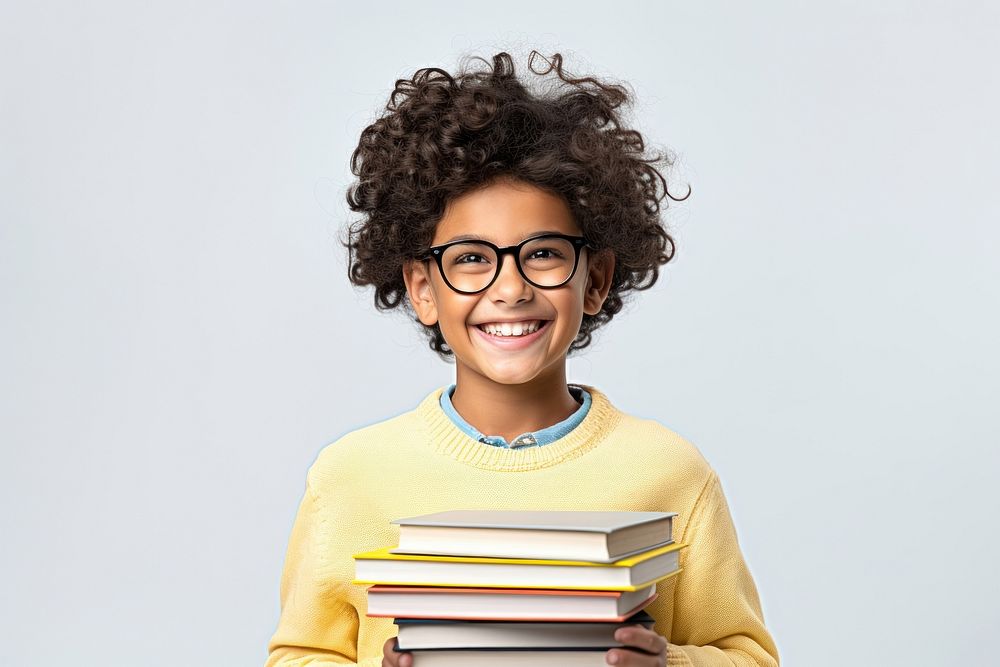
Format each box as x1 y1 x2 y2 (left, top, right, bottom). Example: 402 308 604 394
439 383 592 449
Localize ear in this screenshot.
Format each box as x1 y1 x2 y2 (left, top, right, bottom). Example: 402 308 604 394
403 259 439 326
582 248 615 316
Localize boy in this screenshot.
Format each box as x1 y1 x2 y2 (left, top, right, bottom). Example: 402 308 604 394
266 51 779 667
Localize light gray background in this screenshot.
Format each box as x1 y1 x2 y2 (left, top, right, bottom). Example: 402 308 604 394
2 1 997 665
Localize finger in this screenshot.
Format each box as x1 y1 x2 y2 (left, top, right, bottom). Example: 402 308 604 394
634 626 668 653
606 646 660 666
383 636 397 652
390 639 412 667
614 626 668 655
382 636 393 667
383 636 411 667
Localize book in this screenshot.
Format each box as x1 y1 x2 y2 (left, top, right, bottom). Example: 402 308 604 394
393 610 655 649
391 639 637 667
390 510 676 562
367 584 658 622
353 541 685 591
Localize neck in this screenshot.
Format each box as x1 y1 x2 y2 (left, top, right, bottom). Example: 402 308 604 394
451 363 580 443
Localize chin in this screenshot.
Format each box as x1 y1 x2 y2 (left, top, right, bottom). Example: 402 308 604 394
481 356 566 386
480 369 540 386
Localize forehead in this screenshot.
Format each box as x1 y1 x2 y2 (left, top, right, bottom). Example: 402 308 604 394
432 178 580 245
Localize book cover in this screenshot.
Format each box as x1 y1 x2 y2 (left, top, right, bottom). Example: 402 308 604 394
391 510 677 532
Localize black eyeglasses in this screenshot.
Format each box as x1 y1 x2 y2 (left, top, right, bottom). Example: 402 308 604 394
420 233 591 295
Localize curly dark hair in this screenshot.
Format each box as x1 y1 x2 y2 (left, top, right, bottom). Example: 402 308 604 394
342 50 688 360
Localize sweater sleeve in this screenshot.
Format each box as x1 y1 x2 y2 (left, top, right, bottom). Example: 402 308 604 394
666 470 780 667
264 476 383 667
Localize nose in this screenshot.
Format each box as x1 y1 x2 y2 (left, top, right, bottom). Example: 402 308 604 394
487 252 532 303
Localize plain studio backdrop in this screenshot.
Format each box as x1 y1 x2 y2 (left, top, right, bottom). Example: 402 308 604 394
2 1 998 665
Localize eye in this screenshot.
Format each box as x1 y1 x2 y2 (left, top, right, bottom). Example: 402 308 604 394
455 253 488 264
527 248 565 260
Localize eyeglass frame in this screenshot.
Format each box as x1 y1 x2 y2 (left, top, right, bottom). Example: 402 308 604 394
419 233 592 295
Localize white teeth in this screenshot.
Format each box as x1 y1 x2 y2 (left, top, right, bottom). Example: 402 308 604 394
478 320 544 337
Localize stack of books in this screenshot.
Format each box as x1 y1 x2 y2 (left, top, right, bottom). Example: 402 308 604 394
352 510 686 666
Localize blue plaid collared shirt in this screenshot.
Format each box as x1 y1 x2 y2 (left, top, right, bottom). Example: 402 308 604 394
439 384 592 449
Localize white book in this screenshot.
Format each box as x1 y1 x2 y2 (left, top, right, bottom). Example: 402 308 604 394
367 585 657 622
394 610 655 649
400 645 633 667
390 510 677 563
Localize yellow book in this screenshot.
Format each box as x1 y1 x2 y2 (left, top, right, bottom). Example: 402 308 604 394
352 542 687 591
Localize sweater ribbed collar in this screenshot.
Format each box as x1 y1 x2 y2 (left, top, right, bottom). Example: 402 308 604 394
416 384 622 471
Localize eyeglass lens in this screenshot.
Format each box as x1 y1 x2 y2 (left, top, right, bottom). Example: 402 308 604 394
440 237 577 292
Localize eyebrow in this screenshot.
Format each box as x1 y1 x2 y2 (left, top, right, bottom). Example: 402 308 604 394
441 230 567 244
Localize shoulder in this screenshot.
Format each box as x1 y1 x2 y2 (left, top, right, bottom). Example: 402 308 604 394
586 385 716 489
623 411 709 467
305 399 426 489
624 412 713 476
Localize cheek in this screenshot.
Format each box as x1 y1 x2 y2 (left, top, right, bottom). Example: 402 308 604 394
552 299 586 337
435 297 477 334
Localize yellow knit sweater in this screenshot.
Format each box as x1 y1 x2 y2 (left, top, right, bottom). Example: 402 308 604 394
265 385 780 666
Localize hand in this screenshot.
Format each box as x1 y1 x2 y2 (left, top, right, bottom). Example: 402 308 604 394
605 624 669 666
381 636 412 667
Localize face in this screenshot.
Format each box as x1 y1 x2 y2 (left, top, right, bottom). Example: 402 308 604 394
403 177 615 387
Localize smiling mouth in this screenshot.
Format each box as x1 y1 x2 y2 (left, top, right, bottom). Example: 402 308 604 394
474 320 550 337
